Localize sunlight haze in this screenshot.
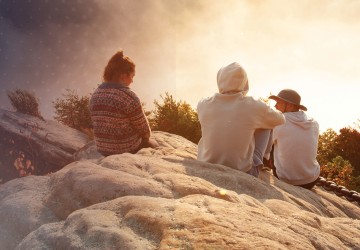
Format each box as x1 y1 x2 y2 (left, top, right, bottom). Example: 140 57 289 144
0 0 359 132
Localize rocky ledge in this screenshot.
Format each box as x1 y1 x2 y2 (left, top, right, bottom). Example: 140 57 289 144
0 131 360 249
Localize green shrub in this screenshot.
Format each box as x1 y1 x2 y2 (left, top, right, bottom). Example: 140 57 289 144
53 89 93 137
320 156 354 188
149 93 201 143
7 89 44 120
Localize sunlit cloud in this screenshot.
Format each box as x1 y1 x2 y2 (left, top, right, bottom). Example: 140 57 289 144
0 0 359 132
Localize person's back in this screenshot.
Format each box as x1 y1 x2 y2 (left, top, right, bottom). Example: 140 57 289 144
90 82 150 156
273 111 320 186
89 51 152 156
270 89 320 188
197 62 285 173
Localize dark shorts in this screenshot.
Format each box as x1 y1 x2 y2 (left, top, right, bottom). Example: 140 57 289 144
273 166 319 190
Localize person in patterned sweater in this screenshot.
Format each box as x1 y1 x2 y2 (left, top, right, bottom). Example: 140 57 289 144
90 50 158 156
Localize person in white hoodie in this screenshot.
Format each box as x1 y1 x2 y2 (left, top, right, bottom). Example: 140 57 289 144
269 89 320 189
197 62 285 177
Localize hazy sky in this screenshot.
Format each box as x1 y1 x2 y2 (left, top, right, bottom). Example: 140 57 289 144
1 0 359 132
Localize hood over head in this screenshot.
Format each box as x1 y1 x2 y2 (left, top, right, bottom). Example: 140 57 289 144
217 62 249 95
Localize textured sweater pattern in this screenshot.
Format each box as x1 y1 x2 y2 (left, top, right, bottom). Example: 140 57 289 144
89 82 151 156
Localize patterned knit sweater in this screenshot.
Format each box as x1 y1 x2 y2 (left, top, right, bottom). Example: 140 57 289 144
89 82 151 156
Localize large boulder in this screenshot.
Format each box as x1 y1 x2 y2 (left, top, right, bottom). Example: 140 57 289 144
0 131 359 249
0 109 91 183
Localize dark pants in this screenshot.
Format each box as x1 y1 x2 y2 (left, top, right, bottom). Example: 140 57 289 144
272 166 318 190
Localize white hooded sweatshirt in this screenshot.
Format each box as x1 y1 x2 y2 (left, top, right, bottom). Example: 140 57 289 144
273 111 320 185
197 62 285 172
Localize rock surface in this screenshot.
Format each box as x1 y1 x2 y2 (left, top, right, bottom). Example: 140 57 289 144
1 131 360 249
0 109 91 182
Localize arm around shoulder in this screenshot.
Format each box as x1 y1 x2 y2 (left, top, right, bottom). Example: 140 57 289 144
262 103 285 127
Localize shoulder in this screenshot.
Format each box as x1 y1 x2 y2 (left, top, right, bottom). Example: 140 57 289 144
308 116 320 131
246 97 279 116
241 96 267 107
93 84 141 104
107 84 141 102
122 88 140 101
251 97 269 107
306 113 319 125
197 96 215 110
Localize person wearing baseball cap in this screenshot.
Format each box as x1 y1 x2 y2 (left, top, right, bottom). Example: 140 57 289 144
269 89 320 189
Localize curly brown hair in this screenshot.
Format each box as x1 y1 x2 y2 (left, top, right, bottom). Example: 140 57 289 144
103 50 135 82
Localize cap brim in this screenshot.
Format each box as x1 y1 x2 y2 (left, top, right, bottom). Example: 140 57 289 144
269 95 282 102
299 105 307 111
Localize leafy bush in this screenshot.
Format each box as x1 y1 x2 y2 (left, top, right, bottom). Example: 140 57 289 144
53 89 93 137
149 93 201 143
333 127 360 175
317 128 338 166
7 89 44 120
318 126 360 191
320 156 354 187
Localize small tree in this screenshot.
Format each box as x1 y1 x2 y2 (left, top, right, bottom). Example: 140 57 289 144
317 128 338 166
7 89 44 120
150 93 201 143
53 89 92 136
333 127 360 175
353 119 360 131
317 126 360 191
321 156 354 187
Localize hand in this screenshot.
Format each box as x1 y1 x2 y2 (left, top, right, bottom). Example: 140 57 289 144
148 138 160 148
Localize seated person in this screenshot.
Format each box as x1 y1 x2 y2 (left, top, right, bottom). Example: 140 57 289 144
197 62 285 177
89 50 158 156
269 89 320 189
